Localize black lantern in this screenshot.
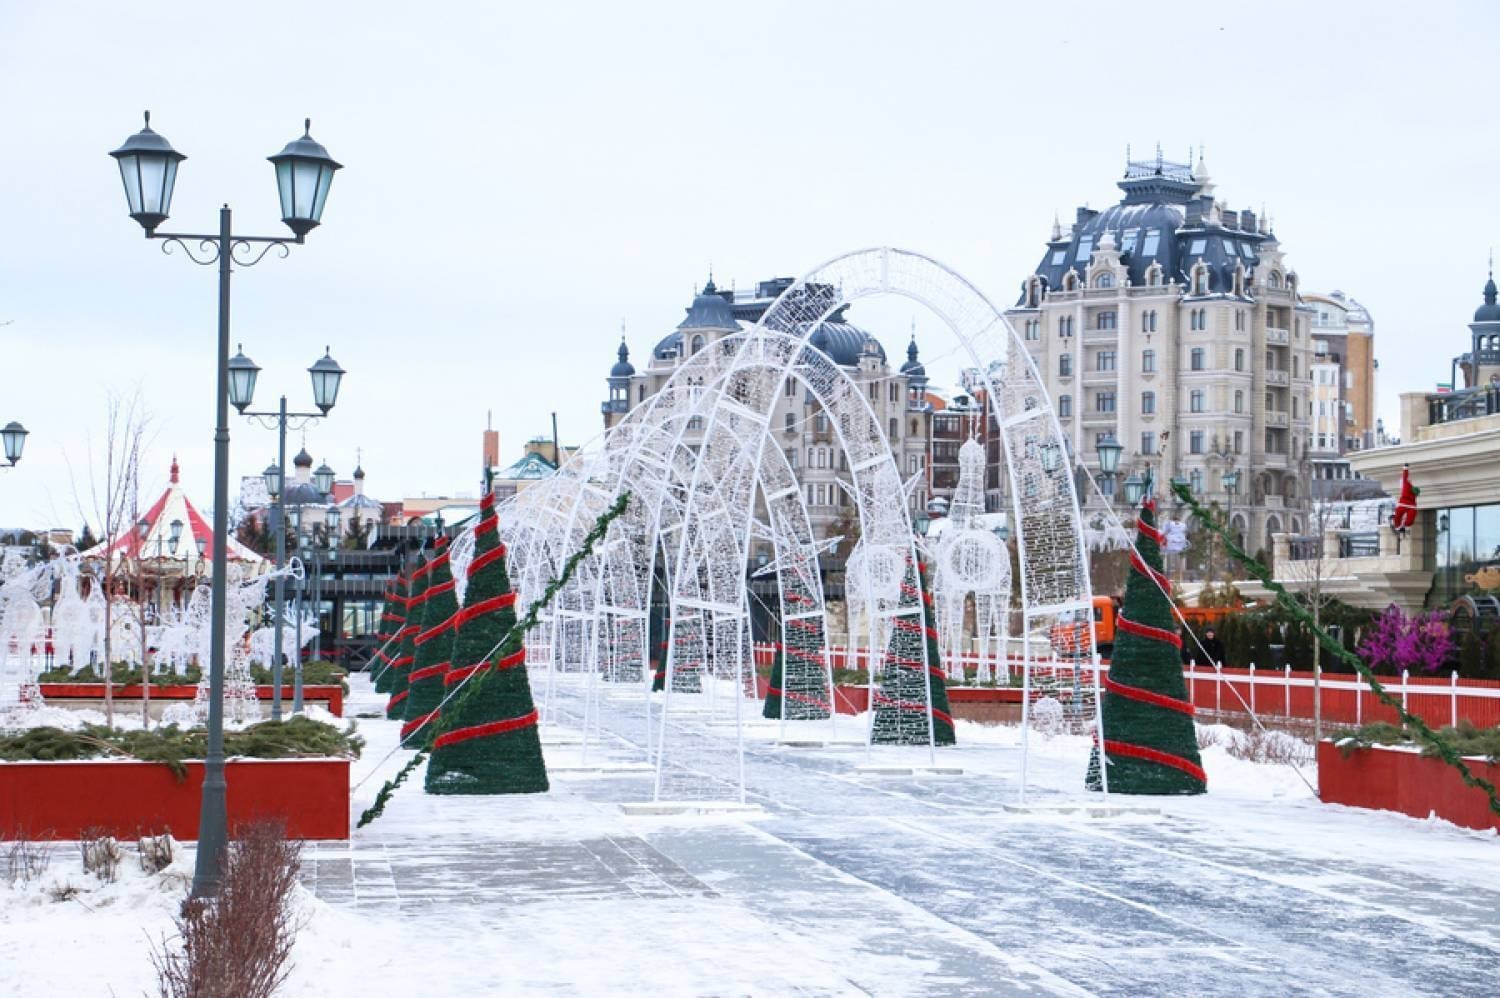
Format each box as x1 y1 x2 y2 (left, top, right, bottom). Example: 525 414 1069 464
313 461 335 496
1096 434 1123 477
169 518 184 553
227 345 260 412
307 348 344 414
109 111 186 234
196 534 207 558
268 119 342 237
1 422 28 465
326 507 342 533
262 462 283 499
137 518 151 540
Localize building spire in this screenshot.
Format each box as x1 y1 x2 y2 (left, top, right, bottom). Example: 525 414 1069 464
170 454 179 484
1050 211 1062 241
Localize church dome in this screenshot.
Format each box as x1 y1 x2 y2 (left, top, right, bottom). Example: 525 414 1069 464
610 339 636 378
292 448 313 468
806 322 885 366
1475 273 1500 323
900 337 927 379
676 278 738 331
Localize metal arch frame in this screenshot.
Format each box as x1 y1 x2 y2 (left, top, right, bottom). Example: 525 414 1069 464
504 247 1103 803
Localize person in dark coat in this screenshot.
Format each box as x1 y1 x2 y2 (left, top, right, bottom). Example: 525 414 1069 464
1190 627 1226 667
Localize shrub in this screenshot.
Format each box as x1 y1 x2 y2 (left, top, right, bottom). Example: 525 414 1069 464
150 819 303 998
80 828 123 883
139 834 176 875
3 828 52 887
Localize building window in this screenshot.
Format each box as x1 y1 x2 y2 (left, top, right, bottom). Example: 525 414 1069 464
1141 432 1155 455
1234 348 1245 372
638 385 645 403
1190 389 1205 413
1190 347 1205 370
1059 316 1074 337
690 334 705 355
1142 349 1156 373
1059 353 1072 377
785 412 795 432
1190 430 1205 454
1142 230 1160 255
814 412 829 433
1234 389 1244 413
889 417 898 439
1024 320 1039 341
1234 310 1246 331
1058 394 1072 418
1075 237 1093 262
1095 273 1114 289
1190 469 1203 493
1097 310 1116 330
1234 430 1244 454
1095 391 1116 413
1141 391 1155 415
1096 350 1116 372
786 449 797 469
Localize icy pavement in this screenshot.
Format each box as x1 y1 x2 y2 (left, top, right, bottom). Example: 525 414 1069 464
4 673 1498 996
321 674 1500 996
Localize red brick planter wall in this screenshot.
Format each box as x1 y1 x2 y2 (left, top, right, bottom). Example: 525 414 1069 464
38 684 344 717
0 757 350 840
1317 741 1500 833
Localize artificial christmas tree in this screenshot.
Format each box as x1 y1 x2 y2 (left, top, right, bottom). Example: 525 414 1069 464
871 555 955 745
762 591 831 721
404 536 458 745
386 555 427 721
1088 497 1206 794
373 573 407 695
425 491 549 795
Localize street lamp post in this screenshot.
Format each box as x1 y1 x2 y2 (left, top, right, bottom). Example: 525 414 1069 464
1095 433 1123 502
0 422 29 467
243 355 345 722
110 110 341 900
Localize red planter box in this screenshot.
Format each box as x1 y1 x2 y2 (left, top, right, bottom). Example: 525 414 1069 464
0 757 350 840
1317 741 1500 833
37 684 344 717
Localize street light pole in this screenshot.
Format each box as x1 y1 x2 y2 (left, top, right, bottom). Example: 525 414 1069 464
110 111 341 900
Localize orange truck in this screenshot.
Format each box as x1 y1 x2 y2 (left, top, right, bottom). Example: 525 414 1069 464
1049 596 1240 658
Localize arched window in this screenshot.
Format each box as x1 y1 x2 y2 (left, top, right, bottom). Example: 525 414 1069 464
1095 272 1114 289
1268 271 1282 289
690 334 705 355
1063 271 1079 291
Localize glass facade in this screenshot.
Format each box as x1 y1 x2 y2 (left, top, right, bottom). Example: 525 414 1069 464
1430 502 1500 606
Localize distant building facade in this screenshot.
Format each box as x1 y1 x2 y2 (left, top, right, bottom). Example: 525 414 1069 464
1303 290 1381 496
1006 149 1315 553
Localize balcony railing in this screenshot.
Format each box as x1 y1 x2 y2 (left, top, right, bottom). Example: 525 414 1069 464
1265 410 1289 428
1266 370 1290 387
1266 326 1290 344
1340 531 1380 557
1428 385 1500 426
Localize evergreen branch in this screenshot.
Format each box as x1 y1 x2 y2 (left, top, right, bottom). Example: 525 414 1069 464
1170 481 1500 817
356 492 631 827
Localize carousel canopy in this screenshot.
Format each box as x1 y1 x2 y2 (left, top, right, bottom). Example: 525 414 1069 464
80 456 264 570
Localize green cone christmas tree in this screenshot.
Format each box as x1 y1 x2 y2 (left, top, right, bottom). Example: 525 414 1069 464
425 491 549 795
871 555 955 745
763 591 831 721
373 573 407 695
1087 497 1206 795
386 555 428 721
403 536 458 747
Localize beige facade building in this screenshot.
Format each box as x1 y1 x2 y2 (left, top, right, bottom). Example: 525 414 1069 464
1303 290 1381 496
1006 151 1314 554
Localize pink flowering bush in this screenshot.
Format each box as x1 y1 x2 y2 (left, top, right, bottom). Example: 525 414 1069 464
1357 605 1456 675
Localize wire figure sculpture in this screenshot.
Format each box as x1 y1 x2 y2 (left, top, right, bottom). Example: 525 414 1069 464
931 437 1013 683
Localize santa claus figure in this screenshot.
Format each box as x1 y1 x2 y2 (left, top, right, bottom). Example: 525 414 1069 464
1390 465 1419 534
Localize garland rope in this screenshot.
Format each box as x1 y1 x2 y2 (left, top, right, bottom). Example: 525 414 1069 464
356 493 631 828
1170 480 1500 818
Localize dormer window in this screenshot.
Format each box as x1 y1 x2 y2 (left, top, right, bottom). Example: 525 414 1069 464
1075 237 1093 262
1268 271 1282 289
1062 271 1079 292
1189 238 1207 255
1145 262 1162 286
1050 249 1067 265
1095 272 1114 289
1142 230 1161 255
690 334 705 355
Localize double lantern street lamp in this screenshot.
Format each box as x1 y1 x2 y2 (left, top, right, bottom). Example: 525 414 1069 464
0 422 29 467
243 348 345 722
111 110 341 901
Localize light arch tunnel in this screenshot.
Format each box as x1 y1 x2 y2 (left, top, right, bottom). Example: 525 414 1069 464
495 249 1103 775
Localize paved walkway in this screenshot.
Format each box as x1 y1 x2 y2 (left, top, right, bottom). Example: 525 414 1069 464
319 675 1500 996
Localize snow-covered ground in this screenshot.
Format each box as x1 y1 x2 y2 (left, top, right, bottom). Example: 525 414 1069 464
2 673 1497 996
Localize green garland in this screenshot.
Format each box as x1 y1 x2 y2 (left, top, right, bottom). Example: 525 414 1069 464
1170 481 1500 817
356 493 630 828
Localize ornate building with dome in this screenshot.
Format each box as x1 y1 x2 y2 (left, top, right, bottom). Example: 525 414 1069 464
602 276 934 556
1005 148 1317 556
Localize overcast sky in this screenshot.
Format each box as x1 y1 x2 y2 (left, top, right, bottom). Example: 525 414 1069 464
2 0 1495 529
